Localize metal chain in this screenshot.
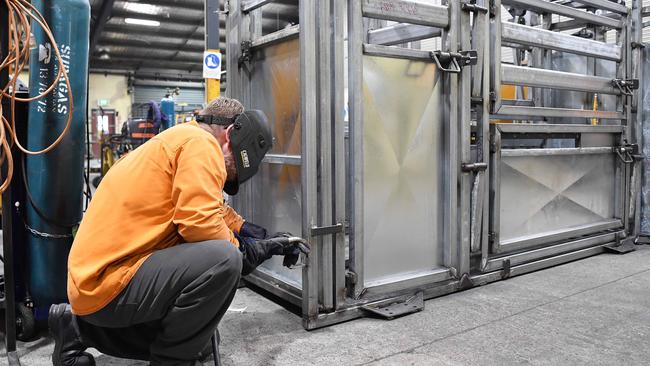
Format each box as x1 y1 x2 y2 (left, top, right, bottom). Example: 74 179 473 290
24 222 73 239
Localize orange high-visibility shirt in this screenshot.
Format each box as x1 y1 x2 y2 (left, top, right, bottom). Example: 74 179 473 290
68 121 245 316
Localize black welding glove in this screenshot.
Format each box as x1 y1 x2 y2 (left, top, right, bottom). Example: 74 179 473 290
269 232 310 267
239 221 268 239
235 232 311 275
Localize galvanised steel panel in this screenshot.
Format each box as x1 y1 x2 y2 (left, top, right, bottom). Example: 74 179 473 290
362 55 444 286
248 39 303 286
499 152 617 245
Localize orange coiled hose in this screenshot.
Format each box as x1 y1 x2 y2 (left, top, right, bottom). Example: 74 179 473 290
0 0 74 194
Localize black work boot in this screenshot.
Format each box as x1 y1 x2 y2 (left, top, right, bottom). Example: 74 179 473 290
49 303 96 366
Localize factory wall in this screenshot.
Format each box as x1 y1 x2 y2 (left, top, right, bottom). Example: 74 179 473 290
18 72 132 130
88 73 132 129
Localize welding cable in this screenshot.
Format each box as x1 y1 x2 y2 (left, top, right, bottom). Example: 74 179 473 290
0 0 74 194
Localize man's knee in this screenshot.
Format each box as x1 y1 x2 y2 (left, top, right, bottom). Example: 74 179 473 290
198 240 242 280
220 241 243 278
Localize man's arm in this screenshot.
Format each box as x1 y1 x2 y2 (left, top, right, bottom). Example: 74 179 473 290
170 136 239 246
223 204 245 233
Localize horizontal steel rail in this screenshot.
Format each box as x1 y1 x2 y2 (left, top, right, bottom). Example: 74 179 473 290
263 154 302 165
362 267 453 299
483 231 620 272
362 0 449 29
241 0 274 13
496 123 625 135
502 0 622 29
551 12 620 31
363 43 432 61
502 65 621 95
368 24 441 46
570 0 628 14
502 22 622 61
495 106 625 120
500 147 614 157
251 24 300 48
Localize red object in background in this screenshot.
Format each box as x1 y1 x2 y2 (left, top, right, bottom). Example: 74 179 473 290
90 108 116 158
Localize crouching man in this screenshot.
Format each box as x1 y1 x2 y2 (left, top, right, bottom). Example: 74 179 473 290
49 97 309 366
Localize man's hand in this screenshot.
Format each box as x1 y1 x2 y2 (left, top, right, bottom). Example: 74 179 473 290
239 221 268 239
235 232 311 275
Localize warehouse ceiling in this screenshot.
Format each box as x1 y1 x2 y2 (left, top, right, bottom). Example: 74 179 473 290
88 0 299 82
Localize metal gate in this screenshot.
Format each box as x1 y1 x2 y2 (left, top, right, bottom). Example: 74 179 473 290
227 0 643 329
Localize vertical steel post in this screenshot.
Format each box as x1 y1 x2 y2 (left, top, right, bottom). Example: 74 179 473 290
478 0 492 271
317 0 334 312
348 0 365 300
205 0 221 101
631 0 643 239
331 0 347 309
442 0 460 273
300 0 321 327
489 0 502 114
458 1 472 277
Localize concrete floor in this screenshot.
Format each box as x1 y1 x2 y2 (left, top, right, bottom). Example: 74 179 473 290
3 245 650 366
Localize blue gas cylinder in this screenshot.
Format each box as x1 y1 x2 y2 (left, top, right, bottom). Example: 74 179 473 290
27 0 90 318
160 97 175 130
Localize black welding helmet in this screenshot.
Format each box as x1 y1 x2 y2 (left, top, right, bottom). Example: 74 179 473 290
196 110 273 195
227 110 273 194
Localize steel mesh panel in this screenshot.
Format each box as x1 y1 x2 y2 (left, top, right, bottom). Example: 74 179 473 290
248 39 302 286
362 55 444 286
500 153 616 242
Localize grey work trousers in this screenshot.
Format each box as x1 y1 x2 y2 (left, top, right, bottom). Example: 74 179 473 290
74 240 242 366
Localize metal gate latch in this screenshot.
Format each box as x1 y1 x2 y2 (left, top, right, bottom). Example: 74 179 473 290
611 78 639 96
613 143 641 164
461 162 488 173
238 41 252 67
310 223 344 237
431 50 478 74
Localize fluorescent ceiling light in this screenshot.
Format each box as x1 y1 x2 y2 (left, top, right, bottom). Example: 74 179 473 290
124 3 161 15
124 18 161 27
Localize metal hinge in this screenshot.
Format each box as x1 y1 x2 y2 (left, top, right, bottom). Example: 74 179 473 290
488 231 497 245
461 162 488 173
462 2 488 13
345 270 358 286
221 0 231 14
310 223 344 237
488 0 498 17
632 42 646 49
431 50 478 74
238 41 252 67
612 78 639 96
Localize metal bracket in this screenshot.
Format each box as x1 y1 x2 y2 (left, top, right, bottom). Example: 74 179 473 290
631 42 646 49
605 234 637 254
611 78 639 96
310 223 344 237
431 50 478 74
501 259 511 279
458 273 474 290
462 2 488 13
461 162 488 173
361 292 424 320
238 41 252 67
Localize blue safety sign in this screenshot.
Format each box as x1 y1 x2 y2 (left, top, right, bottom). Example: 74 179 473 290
203 50 222 79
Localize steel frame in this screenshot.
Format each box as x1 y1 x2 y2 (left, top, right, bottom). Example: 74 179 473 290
226 0 643 330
